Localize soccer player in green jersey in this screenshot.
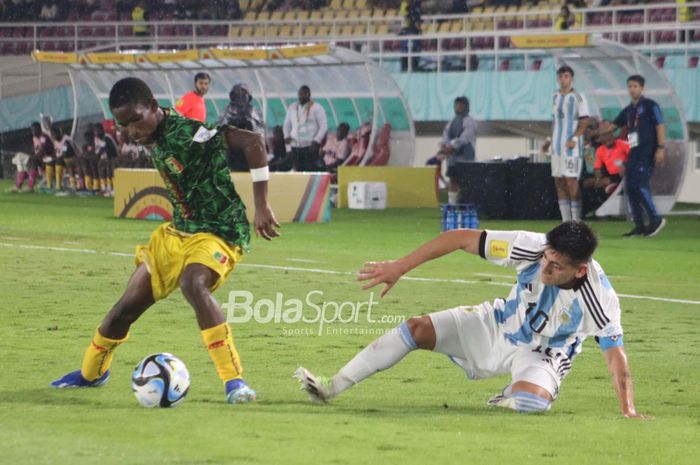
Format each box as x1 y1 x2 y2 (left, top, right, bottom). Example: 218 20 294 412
51 77 280 403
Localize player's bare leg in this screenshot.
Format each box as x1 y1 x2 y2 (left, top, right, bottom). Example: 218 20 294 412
100 263 155 338
555 177 572 221
50 263 154 388
180 263 255 403
565 177 582 221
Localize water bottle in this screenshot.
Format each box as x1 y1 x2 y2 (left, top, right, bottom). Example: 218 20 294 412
470 205 480 229
447 206 457 230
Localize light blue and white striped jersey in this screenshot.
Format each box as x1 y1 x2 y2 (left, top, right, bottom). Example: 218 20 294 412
479 230 623 361
551 89 590 158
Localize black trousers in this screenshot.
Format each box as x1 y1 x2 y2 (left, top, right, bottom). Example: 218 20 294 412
292 146 322 172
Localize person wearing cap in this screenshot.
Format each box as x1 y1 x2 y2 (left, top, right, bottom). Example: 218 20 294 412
437 96 477 205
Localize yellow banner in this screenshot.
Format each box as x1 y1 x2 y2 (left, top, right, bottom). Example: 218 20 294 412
511 33 590 49
208 48 268 60
31 51 78 64
83 52 137 64
276 43 330 59
142 49 199 63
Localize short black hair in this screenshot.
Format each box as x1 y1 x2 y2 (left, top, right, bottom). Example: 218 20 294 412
546 221 598 265
557 65 574 77
454 96 470 113
30 121 41 129
109 77 154 110
627 74 645 87
195 72 210 82
338 122 350 130
50 125 62 136
299 85 310 93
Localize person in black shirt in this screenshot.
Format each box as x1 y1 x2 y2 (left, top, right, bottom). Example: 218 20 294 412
612 75 666 237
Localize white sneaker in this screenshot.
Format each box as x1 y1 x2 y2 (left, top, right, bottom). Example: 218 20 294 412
293 367 334 404
486 394 518 410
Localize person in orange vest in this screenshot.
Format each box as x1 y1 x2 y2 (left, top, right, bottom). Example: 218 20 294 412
175 72 210 122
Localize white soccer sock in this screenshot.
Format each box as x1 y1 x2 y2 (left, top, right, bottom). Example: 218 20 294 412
571 200 582 221
448 191 458 205
558 200 572 221
331 322 417 397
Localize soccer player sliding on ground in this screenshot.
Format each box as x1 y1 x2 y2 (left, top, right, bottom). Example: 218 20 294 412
51 77 280 403
295 222 649 417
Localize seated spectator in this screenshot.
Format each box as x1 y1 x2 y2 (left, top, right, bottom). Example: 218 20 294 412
590 121 629 194
322 122 352 172
555 4 575 30
268 125 293 172
40 2 59 21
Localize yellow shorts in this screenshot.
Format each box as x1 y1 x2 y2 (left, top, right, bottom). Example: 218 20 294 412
135 223 243 301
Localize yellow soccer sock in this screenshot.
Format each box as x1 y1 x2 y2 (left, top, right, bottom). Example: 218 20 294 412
80 328 129 381
45 165 55 189
84 175 92 191
99 178 106 191
68 174 76 190
55 164 65 190
107 178 113 190
201 323 243 383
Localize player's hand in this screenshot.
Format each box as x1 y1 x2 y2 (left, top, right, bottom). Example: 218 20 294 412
358 260 405 298
442 144 455 155
655 148 665 167
254 204 281 241
565 139 576 149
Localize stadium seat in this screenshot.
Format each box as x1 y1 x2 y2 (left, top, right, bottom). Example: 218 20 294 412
689 56 699 68
654 56 665 68
366 124 391 166
244 12 256 21
303 25 317 36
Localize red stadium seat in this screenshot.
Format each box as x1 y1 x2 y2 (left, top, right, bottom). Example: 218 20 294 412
689 56 699 68
366 124 391 166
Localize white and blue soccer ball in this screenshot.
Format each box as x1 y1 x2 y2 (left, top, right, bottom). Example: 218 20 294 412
132 353 190 408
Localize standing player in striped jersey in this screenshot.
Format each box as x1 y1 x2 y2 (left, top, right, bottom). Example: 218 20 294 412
295 221 648 417
542 66 591 222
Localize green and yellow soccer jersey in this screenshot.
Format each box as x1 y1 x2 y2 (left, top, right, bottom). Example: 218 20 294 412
151 109 250 251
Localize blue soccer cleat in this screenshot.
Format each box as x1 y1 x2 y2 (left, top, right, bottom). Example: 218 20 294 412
225 379 256 404
50 369 110 388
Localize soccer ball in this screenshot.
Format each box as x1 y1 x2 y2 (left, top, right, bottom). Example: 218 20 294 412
132 353 190 408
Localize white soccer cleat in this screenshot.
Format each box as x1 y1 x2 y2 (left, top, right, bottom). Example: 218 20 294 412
293 367 334 404
486 393 518 410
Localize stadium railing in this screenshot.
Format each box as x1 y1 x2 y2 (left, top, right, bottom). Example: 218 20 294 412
0 2 698 71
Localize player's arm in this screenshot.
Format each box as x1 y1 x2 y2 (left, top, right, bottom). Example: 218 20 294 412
358 229 482 297
224 127 280 241
654 104 666 166
601 342 649 419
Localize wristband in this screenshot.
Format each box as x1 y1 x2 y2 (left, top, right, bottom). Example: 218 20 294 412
250 166 269 182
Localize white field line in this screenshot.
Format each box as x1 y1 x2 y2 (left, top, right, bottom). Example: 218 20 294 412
1 241 699 306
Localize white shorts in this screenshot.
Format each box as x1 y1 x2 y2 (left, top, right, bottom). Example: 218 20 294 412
12 152 30 172
429 301 571 399
551 154 583 178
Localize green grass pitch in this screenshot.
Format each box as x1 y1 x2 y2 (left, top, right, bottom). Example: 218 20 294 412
0 179 699 465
